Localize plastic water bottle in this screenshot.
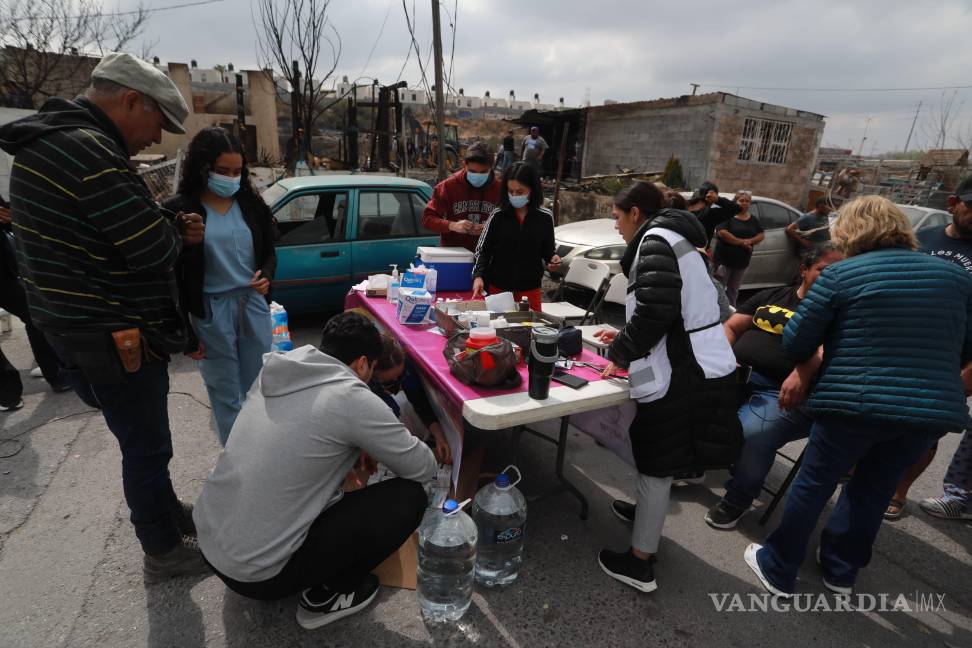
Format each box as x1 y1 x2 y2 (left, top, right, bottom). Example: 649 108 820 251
417 499 477 623
269 302 293 352
471 466 527 587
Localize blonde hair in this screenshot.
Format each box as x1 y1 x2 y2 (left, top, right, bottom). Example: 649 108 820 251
830 195 918 257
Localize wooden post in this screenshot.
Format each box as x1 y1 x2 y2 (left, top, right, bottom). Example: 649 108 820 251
552 122 570 225
431 0 447 182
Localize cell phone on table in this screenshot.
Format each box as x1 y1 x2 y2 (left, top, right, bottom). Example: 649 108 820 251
552 370 589 389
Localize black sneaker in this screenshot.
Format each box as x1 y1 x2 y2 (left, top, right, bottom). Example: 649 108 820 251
598 549 657 593
296 574 380 630
143 535 210 584
704 499 750 530
0 400 24 412
611 499 636 523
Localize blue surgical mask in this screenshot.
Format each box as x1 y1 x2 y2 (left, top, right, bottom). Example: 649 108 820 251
207 172 241 198
466 171 490 188
509 193 529 209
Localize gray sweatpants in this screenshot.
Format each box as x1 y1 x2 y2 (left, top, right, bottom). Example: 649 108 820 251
632 474 674 554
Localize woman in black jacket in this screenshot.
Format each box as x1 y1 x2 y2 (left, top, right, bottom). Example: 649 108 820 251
471 162 560 310
594 181 742 594
164 127 276 445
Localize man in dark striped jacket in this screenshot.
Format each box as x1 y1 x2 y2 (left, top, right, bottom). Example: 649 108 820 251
0 53 208 583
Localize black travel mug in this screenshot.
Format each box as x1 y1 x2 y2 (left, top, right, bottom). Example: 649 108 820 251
528 326 560 400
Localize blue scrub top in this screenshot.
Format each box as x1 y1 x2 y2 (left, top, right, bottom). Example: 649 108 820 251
202 200 256 294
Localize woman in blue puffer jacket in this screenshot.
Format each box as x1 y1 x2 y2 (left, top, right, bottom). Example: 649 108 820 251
744 195 972 597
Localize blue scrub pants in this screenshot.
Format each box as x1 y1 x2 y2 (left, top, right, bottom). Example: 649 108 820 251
192 289 272 444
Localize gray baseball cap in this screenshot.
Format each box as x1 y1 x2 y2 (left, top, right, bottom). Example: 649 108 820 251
91 52 189 134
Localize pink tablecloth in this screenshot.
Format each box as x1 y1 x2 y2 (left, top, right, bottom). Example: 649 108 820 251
344 289 613 422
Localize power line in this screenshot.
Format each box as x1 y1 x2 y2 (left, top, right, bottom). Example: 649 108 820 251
402 0 435 113
703 82 972 93
357 0 394 79
9 0 225 22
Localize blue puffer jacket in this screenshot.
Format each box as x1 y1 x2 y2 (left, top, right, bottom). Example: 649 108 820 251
783 248 972 433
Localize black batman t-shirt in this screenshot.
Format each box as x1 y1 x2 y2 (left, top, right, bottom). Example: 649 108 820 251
732 285 802 384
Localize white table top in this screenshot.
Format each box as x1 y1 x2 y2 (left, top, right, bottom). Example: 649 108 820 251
461 377 630 430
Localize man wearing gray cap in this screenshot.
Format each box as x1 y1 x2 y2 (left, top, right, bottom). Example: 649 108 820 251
0 52 208 583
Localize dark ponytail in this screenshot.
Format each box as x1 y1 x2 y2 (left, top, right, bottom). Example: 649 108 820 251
613 181 665 219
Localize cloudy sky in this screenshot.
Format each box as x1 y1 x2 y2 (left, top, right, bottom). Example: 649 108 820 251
122 0 971 155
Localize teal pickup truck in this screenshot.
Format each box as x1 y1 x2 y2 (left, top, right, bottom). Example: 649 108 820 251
262 175 440 313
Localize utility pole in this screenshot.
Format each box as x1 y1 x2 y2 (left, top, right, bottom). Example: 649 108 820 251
690 83 700 96
431 0 447 182
903 101 922 154
856 116 872 157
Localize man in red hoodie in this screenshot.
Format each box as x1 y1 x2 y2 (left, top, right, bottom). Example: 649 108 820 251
421 141 500 252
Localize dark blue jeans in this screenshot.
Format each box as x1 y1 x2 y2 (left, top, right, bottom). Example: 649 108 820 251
54 345 183 555
757 416 941 593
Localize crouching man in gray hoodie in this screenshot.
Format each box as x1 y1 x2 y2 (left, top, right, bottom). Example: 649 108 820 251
193 312 437 629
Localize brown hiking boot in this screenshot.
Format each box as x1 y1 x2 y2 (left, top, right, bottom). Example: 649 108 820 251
143 535 210 584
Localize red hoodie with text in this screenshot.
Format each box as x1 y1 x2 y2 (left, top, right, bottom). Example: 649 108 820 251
421 169 501 252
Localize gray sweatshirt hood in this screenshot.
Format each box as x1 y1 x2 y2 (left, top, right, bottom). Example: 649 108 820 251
259 345 360 398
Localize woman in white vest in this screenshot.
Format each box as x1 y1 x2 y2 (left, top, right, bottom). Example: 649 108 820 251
595 181 743 593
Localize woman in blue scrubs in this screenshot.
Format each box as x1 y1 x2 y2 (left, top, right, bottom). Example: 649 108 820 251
165 127 276 444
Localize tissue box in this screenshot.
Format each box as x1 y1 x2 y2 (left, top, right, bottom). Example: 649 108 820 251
396 288 434 325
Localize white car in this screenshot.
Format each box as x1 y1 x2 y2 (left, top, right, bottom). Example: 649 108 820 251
896 204 951 233
553 194 804 290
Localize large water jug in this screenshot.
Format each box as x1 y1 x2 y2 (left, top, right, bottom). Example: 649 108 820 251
417 499 478 623
471 466 527 587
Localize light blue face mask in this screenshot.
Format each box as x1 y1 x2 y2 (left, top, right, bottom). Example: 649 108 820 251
509 193 529 209
208 172 241 198
466 171 490 188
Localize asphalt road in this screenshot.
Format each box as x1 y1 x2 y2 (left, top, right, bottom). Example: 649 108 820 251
0 316 970 648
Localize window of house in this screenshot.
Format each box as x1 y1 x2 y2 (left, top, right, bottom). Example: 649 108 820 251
738 117 793 165
275 192 349 246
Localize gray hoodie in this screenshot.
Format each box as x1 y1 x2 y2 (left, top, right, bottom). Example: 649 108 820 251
193 345 437 583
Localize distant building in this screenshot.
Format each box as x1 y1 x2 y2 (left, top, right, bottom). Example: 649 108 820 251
517 92 826 207
143 62 279 161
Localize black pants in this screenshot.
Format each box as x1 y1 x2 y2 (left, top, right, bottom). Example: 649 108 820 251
53 344 184 555
0 278 62 387
0 345 21 407
211 478 428 600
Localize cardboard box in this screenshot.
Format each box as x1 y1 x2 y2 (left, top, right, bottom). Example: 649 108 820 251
374 532 419 590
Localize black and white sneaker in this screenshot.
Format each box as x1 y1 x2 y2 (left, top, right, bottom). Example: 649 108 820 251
919 497 972 520
296 574 380 630
611 499 636 524
704 499 751 529
598 549 657 593
0 400 23 412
